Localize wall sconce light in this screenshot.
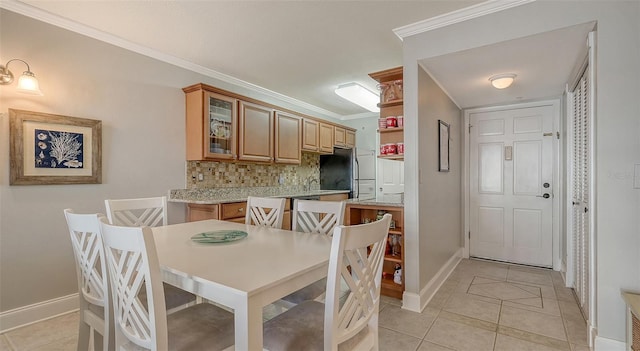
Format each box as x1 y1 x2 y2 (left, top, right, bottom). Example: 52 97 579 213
0 59 43 95
489 73 516 89
335 82 379 112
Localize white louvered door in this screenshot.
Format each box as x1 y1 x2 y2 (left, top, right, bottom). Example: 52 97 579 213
571 66 590 317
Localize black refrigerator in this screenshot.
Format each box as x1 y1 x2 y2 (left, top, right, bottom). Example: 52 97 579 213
320 147 354 198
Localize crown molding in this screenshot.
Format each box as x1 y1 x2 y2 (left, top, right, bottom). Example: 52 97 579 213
393 0 535 40
0 0 343 120
341 111 379 120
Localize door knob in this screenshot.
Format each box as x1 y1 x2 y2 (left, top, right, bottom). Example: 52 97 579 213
536 193 550 199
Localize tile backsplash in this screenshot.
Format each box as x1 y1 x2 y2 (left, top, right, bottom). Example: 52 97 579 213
187 152 319 189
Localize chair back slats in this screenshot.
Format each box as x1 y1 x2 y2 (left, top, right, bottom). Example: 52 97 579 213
64 209 114 350
64 210 108 307
325 213 391 348
292 199 346 236
100 218 168 350
245 196 286 228
105 196 168 227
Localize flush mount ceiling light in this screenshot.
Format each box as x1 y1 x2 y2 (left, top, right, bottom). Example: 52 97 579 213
334 82 379 112
0 59 43 95
489 73 516 89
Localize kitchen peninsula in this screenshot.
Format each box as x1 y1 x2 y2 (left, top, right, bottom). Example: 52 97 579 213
169 186 349 229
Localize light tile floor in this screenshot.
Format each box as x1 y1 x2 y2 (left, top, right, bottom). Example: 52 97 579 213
0 259 589 351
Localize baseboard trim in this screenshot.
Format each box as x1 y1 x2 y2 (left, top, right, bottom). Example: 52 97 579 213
594 336 625 351
0 294 78 333
403 248 462 313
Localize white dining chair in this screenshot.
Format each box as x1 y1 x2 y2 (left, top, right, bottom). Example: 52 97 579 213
292 199 346 236
64 209 114 351
281 199 347 304
263 214 392 351
104 196 197 312
245 196 286 228
104 196 168 227
99 218 235 350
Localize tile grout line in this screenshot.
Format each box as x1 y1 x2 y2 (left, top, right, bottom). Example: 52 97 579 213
493 293 505 351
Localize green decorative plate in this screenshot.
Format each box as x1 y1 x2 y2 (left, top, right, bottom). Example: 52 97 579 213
191 230 248 244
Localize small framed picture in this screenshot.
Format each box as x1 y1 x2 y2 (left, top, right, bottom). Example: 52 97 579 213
438 120 450 172
9 109 102 185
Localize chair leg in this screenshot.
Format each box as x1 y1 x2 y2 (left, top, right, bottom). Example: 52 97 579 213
93 330 104 351
76 322 91 351
369 312 379 351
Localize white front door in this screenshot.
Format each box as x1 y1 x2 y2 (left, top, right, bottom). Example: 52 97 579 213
469 104 555 267
377 159 404 202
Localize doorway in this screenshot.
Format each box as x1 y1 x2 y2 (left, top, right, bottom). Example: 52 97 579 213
465 101 560 267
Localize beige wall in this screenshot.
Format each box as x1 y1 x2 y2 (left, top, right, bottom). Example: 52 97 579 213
415 67 463 287
0 10 193 311
402 1 640 342
0 10 342 314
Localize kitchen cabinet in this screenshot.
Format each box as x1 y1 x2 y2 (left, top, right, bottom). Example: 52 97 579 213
302 118 320 152
370 67 404 161
334 126 346 147
185 87 238 161
220 201 248 223
319 193 348 201
319 122 334 154
187 200 291 230
184 83 354 161
239 101 274 163
275 111 302 164
346 203 404 298
186 203 220 222
345 129 356 148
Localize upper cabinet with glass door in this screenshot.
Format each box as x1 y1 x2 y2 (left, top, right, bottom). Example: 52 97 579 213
184 84 238 160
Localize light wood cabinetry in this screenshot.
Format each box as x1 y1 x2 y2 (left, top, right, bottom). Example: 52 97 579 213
346 203 404 298
184 83 355 162
334 126 346 147
185 89 238 161
345 129 356 149
302 118 320 152
186 203 220 222
369 67 404 161
220 201 247 221
319 122 334 154
275 111 302 164
319 193 348 201
239 101 274 163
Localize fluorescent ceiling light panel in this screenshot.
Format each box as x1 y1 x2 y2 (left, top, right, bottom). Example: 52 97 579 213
335 83 379 112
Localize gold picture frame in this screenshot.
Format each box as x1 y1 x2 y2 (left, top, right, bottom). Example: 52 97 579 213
9 109 102 185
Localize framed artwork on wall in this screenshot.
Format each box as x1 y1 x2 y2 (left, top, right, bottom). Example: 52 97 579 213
438 119 450 172
9 109 102 185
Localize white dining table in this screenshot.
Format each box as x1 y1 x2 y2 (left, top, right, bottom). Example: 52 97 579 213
151 219 332 350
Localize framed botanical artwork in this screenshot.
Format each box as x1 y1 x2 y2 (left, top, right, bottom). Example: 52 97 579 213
438 119 450 172
9 109 102 185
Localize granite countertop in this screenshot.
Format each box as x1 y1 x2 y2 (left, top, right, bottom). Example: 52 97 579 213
168 186 350 204
346 198 404 208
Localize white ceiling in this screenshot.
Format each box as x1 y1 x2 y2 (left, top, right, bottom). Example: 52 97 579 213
11 1 594 117
420 21 596 109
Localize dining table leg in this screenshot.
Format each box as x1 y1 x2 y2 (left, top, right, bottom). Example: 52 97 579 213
235 297 264 350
